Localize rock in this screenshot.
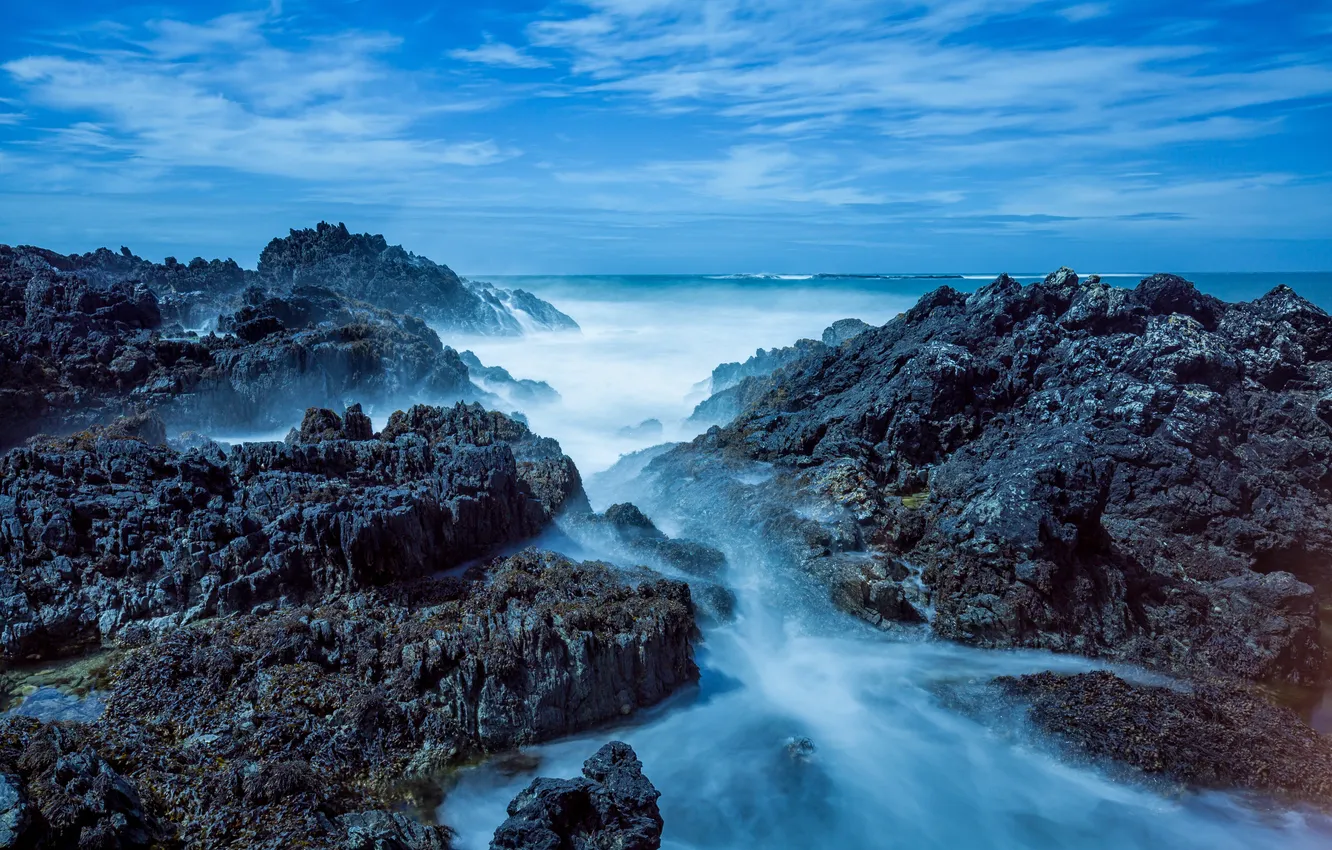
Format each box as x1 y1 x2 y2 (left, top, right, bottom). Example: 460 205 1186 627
563 504 727 580
0 550 694 849
0 402 583 661
0 773 28 848
460 350 561 407
618 419 664 440
257 222 576 334
644 270 1332 685
0 718 171 848
0 247 484 448
821 318 872 347
996 670 1332 806
689 338 827 427
490 741 663 850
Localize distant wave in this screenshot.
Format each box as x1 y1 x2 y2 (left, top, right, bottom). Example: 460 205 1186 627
708 273 964 281
707 273 814 280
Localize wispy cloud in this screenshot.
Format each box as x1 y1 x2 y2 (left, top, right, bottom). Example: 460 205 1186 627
2 9 514 189
0 0 1329 271
451 39 550 69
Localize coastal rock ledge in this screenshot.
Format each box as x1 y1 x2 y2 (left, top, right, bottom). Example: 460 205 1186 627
0 551 697 848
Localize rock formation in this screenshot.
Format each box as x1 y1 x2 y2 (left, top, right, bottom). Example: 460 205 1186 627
0 247 487 448
996 671 1332 806
0 552 696 848
652 270 1332 687
257 222 577 334
0 402 585 661
461 350 561 407
688 319 872 428
491 741 664 850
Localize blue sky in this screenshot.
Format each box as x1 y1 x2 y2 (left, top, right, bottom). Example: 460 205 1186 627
1 0 1329 273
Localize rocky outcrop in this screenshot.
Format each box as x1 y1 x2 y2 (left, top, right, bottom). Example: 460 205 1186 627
461 350 561 407
648 271 1332 686
0 402 583 661
257 223 576 334
566 504 725 580
821 318 872 347
996 671 1332 806
558 503 733 625
617 419 663 440
0 718 173 848
688 319 873 429
0 248 482 448
60 245 250 330
491 741 663 850
0 551 695 848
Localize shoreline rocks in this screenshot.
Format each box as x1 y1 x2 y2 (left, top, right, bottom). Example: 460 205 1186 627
651 270 1332 687
996 670 1332 807
1 228 578 448
0 551 696 848
0 402 583 662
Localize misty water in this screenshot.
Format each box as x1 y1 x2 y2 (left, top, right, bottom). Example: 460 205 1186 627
432 273 1332 849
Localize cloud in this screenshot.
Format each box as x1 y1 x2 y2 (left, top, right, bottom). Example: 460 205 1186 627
451 41 551 69
2 9 514 190
524 0 1332 161
1057 3 1110 22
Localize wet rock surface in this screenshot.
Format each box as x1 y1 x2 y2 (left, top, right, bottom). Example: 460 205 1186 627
654 270 1332 686
257 222 576 334
0 402 582 661
996 670 1332 806
490 741 663 850
0 551 695 848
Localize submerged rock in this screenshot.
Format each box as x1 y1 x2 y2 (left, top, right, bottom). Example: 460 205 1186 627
650 271 1332 686
997 670 1332 806
491 741 663 850
0 402 583 661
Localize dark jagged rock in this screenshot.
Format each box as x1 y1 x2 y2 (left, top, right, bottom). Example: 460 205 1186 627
257 222 576 334
689 318 874 429
464 279 580 333
0 551 694 849
996 670 1332 806
0 249 480 448
689 338 827 428
561 503 726 580
648 271 1332 685
821 318 872 347
380 403 588 520
0 718 172 848
491 741 663 850
559 504 732 624
0 403 583 661
61 245 250 329
460 350 561 406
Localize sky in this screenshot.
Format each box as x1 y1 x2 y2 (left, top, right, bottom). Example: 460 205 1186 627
0 0 1329 273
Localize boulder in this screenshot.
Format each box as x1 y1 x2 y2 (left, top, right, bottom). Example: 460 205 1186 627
491 741 663 850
